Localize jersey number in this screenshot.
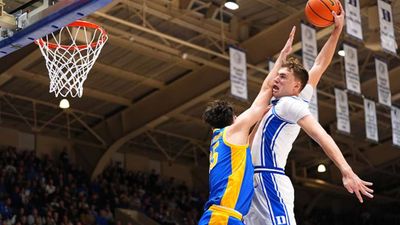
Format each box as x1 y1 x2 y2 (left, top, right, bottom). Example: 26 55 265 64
209 142 219 172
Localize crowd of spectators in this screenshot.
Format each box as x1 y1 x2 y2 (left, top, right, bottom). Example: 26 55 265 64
0 145 398 225
97 164 205 225
0 146 111 225
0 146 205 225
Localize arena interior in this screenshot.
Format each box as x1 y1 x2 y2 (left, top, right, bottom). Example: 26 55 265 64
0 0 399 225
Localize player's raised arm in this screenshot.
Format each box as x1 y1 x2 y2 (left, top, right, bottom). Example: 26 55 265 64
263 26 296 90
308 1 345 88
230 27 297 135
244 26 296 125
297 115 374 203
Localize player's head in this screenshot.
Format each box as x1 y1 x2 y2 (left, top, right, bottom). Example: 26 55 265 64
202 100 235 129
272 57 309 98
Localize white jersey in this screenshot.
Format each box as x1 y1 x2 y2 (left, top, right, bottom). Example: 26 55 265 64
251 84 314 169
244 84 314 225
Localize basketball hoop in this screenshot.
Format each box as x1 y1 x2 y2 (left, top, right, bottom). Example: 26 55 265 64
35 20 108 98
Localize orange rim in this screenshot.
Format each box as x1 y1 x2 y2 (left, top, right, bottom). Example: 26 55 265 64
35 20 108 50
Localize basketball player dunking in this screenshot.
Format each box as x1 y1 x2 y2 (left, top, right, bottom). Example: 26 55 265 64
198 28 296 225
244 4 374 225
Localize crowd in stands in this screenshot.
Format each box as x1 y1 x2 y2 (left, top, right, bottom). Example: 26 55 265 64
0 146 205 225
0 145 398 225
96 163 206 225
0 146 108 225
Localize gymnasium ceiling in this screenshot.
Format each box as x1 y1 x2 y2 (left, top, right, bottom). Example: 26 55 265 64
0 0 400 207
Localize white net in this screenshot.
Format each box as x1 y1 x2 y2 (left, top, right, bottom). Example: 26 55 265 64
36 21 108 98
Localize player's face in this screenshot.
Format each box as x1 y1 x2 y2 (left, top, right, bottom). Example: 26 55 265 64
272 67 301 98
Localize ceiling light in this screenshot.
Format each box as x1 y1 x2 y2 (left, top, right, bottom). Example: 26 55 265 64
317 164 326 173
224 0 239 10
338 50 345 57
59 99 70 109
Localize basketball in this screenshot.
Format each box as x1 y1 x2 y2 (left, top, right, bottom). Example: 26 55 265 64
305 0 341 27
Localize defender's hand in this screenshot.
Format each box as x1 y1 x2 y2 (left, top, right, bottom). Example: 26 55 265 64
280 26 296 57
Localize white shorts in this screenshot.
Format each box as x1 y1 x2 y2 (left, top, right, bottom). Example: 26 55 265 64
244 170 296 225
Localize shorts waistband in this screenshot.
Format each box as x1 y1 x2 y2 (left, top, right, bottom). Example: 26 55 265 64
254 166 285 175
209 205 243 221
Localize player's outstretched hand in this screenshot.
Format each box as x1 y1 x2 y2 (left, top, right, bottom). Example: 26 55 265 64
332 1 345 30
342 169 374 203
265 26 296 88
280 26 296 58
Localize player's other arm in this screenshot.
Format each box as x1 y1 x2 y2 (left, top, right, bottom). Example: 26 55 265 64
297 115 374 203
308 1 345 88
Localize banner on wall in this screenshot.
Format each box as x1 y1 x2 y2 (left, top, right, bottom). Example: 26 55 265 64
308 89 319 121
301 23 317 71
345 0 363 40
268 60 275 72
391 106 400 147
378 0 398 55
229 47 248 100
344 44 361 94
375 58 392 107
364 99 379 142
335 88 351 134
301 23 319 121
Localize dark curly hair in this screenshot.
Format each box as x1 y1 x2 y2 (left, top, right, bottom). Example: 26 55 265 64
282 57 309 91
202 100 234 129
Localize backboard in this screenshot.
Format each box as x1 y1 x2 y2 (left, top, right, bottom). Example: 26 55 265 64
0 0 112 58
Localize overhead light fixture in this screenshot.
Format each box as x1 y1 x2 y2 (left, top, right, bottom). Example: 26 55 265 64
59 99 70 109
338 50 345 57
224 0 239 10
317 164 326 173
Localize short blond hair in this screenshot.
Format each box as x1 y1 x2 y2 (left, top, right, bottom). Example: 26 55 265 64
282 57 309 91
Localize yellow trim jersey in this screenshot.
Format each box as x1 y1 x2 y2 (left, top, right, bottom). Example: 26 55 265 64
203 127 254 216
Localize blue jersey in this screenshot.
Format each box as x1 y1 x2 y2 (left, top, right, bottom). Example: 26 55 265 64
204 128 254 215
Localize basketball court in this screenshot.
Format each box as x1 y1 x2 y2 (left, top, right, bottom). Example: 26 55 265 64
0 0 399 223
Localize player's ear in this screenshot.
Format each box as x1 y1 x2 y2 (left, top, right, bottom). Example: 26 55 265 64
293 80 301 92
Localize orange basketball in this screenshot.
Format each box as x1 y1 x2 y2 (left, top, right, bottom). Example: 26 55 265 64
305 0 341 27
